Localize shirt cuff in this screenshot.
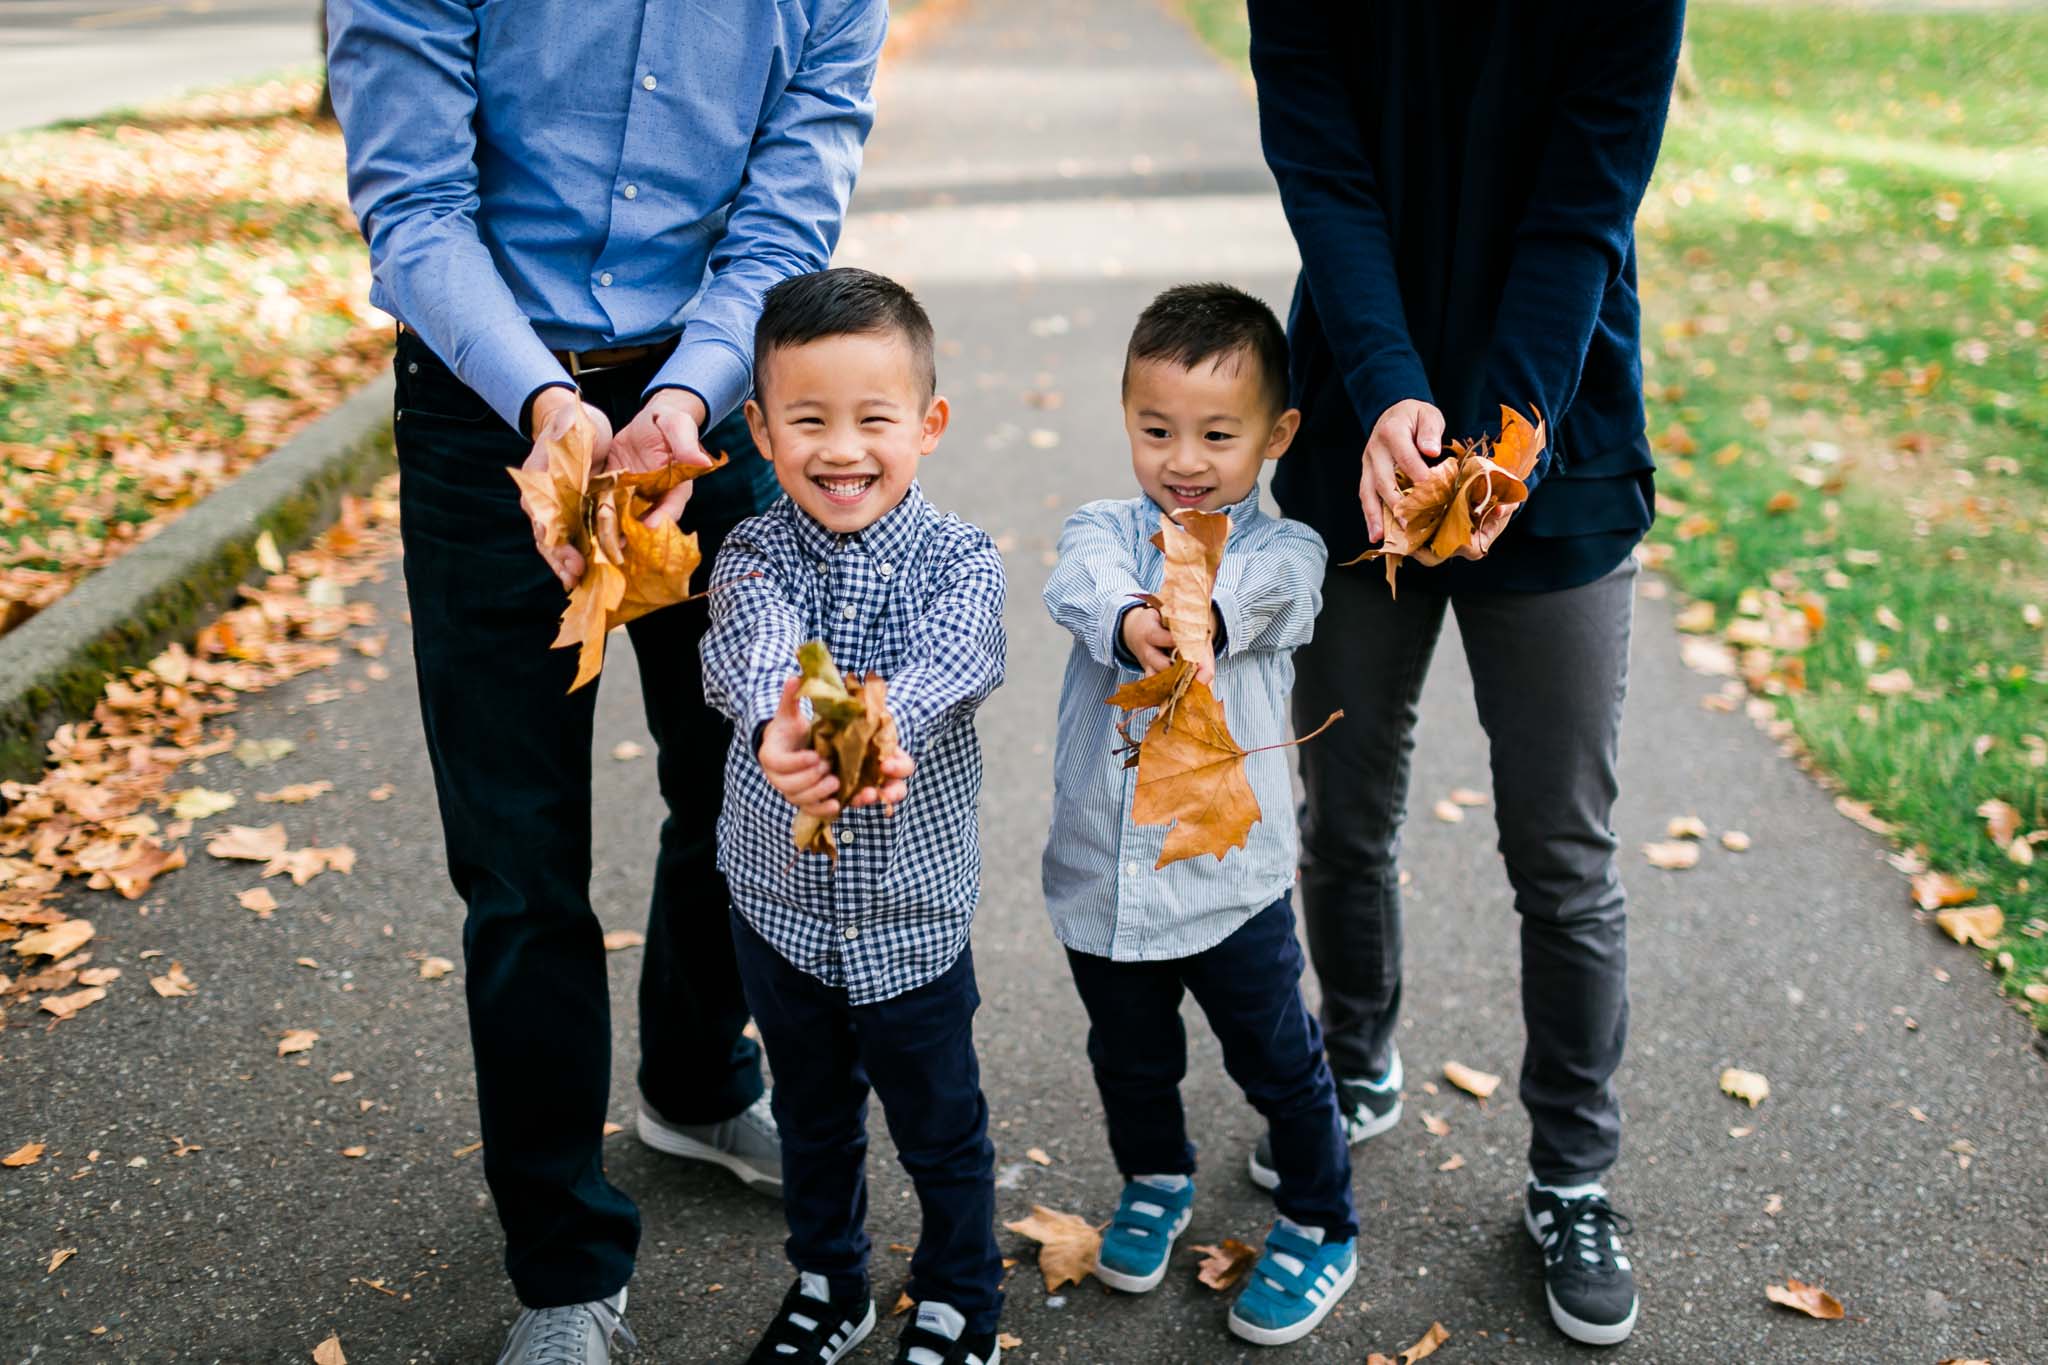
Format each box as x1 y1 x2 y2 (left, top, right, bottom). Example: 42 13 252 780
647 337 753 430
1209 596 1234 657
1110 601 1145 671
1344 356 1434 445
470 329 574 433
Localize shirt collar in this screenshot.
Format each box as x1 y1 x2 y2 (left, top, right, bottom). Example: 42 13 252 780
786 482 928 566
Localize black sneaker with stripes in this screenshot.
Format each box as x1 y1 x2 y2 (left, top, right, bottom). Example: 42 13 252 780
892 1300 1000 1365
1524 1182 1639 1346
745 1274 875 1364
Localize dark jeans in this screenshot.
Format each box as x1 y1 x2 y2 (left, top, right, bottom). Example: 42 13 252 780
393 329 780 1307
1065 896 1358 1241
1293 558 1635 1186
730 911 1004 1335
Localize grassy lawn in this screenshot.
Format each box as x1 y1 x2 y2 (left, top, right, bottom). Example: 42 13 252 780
0 73 386 635
1176 2 2048 1026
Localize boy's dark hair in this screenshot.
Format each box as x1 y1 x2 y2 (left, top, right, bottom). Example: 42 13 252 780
1123 282 1290 415
753 267 937 401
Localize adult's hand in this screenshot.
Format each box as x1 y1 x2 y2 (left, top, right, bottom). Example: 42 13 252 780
609 387 719 529
1360 398 1446 544
518 387 613 591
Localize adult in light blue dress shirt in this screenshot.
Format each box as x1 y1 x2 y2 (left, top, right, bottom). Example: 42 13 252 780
326 3 886 1354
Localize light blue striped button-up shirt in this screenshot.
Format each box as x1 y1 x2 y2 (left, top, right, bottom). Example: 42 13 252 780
1042 490 1328 962
328 0 885 430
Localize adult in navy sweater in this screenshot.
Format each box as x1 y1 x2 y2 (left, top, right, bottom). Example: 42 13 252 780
1246 2 1683 1347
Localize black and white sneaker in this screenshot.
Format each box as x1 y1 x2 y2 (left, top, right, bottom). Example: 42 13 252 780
1248 1047 1404 1191
893 1301 1000 1365
1524 1182 1639 1346
745 1274 875 1364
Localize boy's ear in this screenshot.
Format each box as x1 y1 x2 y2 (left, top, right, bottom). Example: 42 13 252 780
743 398 772 461
1264 407 1302 461
919 394 951 454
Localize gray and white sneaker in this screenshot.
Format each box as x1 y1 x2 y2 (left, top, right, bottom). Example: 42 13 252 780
497 1287 636 1364
1248 1047 1404 1191
637 1092 782 1193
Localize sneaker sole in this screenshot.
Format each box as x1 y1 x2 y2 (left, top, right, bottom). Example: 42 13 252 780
824 1300 877 1364
1523 1202 1638 1346
1246 1100 1402 1193
1226 1256 1357 1346
1092 1206 1194 1294
634 1108 783 1193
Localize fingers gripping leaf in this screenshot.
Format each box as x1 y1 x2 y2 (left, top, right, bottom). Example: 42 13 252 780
1346 404 1547 595
508 417 727 691
789 641 901 859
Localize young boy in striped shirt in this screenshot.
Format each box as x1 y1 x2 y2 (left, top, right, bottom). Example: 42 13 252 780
1041 284 1356 1346
702 268 1008 1365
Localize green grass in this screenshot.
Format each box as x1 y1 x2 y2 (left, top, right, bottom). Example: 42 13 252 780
1177 1 2048 1026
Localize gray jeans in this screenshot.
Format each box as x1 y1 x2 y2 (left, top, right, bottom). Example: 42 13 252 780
1293 557 1635 1186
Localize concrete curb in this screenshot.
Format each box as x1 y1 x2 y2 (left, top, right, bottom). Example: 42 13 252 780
0 373 395 781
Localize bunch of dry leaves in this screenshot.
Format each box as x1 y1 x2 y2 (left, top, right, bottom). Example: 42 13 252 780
508 414 724 691
1108 509 1339 868
1349 405 1547 594
788 641 901 859
1 485 397 1032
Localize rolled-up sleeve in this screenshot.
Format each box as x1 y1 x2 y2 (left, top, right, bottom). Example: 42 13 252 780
1212 520 1327 658
701 532 806 738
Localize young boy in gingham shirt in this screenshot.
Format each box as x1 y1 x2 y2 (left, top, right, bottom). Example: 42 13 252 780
700 268 1008 1365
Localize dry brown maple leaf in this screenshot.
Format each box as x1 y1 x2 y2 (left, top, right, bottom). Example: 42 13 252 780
1346 405 1546 594
1720 1067 1771 1107
1765 1278 1844 1320
1912 871 1978 911
1935 903 2003 948
789 642 902 859
3 1142 45 1168
1443 1060 1500 1100
207 823 288 862
312 1333 349 1365
1367 1321 1452 1365
510 420 726 692
1003 1205 1101 1292
1189 1238 1258 1291
1134 508 1230 679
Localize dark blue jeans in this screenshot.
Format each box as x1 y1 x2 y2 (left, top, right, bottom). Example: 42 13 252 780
1065 895 1358 1240
730 911 1004 1334
394 329 779 1307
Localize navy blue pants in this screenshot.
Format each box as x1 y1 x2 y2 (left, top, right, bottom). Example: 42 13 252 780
1065 895 1358 1240
731 912 1004 1334
395 329 778 1307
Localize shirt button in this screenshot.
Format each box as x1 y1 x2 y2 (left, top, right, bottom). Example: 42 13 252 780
1124 860 1140 877
598 272 614 287
877 562 893 577
406 362 418 375
641 74 657 90
816 561 829 574
622 184 638 200
841 604 856 620
841 831 856 846
843 925 859 941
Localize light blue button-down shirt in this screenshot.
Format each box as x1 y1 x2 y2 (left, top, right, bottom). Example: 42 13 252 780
1042 490 1328 962
327 0 886 430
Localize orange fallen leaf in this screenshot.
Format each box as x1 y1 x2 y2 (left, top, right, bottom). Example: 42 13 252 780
1189 1238 1257 1291
1643 840 1701 870
1720 1067 1770 1107
891 1291 914 1317
278 1029 319 1057
602 930 645 952
1666 815 1709 840
1935 904 2002 948
419 956 455 981
1721 830 1752 852
47 1247 76 1274
39 987 106 1020
452 1141 483 1159
1437 1153 1466 1172
13 919 94 960
1004 1204 1101 1291
257 782 334 804
1765 1278 1844 1319
99 840 186 899
1431 799 1464 824
1372 1320 1451 1364
3 1142 45 1168
340 1146 367 1159
1420 1112 1450 1137
149 962 196 998
997 1333 1023 1351
239 887 279 916
601 1121 624 1137
1448 787 1488 807
1443 1061 1499 1100
1912 871 1978 911
1025 1147 1053 1166
261 845 355 885
207 823 288 862
312 1335 348 1365
77 967 121 987
1977 798 2021 849
1834 796 1895 836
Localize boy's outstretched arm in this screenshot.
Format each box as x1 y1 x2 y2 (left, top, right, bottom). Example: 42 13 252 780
700 533 805 740
1043 501 1149 668
885 532 1007 759
1212 522 1329 658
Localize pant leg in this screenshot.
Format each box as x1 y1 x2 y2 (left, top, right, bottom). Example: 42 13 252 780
1292 564 1451 1081
855 949 1003 1336
729 911 874 1298
1452 559 1636 1185
1062 948 1197 1178
1181 898 1357 1240
625 408 776 1125
394 333 635 1307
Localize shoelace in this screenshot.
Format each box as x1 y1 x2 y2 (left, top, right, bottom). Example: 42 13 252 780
519 1299 638 1363
1544 1194 1635 1272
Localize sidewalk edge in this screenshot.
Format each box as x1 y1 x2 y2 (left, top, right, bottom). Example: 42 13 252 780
0 373 396 782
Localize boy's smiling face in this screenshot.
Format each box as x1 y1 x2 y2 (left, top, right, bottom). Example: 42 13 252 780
1124 350 1298 515
745 330 948 534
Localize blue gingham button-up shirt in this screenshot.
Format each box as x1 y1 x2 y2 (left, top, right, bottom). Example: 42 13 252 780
1042 490 1327 961
701 486 1007 1004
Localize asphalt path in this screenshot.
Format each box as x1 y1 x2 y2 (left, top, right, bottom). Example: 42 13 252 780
3 0 2045 1361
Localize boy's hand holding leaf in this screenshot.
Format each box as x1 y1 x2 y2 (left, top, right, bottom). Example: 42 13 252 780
775 641 912 859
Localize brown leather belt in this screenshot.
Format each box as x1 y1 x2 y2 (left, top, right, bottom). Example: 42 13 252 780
398 323 678 378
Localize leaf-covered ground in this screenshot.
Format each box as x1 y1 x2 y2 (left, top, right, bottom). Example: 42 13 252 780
1176 1 2048 1027
0 73 386 635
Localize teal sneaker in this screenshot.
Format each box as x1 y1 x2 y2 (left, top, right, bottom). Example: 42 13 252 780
1093 1178 1196 1293
1226 1221 1356 1346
